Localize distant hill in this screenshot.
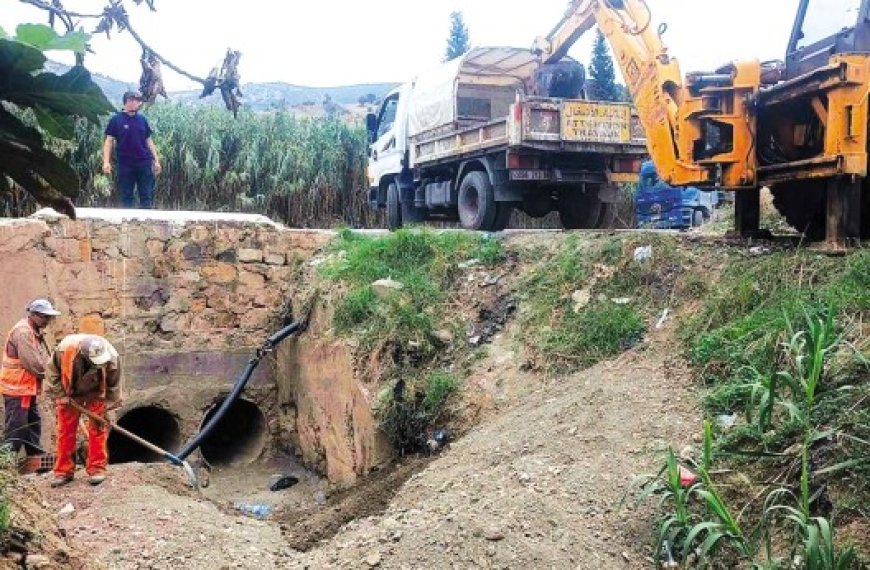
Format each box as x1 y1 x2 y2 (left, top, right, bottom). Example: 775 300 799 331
45 61 397 112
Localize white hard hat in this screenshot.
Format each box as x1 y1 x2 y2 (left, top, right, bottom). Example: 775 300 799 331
87 338 112 366
26 299 61 316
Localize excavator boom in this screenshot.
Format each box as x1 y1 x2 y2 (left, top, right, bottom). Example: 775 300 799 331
533 0 870 245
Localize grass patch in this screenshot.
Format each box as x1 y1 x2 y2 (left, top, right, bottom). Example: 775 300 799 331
323 228 503 354
672 249 870 563
517 234 687 372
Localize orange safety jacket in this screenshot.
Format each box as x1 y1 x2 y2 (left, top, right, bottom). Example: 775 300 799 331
0 319 45 397
56 334 106 398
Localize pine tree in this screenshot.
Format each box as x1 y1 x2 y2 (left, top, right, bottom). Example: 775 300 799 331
588 30 620 101
444 11 470 62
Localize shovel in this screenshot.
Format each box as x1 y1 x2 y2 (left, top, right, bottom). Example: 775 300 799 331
68 399 199 489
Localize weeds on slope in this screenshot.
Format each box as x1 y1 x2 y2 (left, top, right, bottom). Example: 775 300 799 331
321 229 502 452
658 248 870 566
517 234 700 372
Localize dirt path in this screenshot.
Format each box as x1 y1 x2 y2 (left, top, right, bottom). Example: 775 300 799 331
19 328 698 569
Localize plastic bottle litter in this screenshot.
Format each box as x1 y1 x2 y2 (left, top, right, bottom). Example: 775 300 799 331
633 245 652 263
235 502 272 519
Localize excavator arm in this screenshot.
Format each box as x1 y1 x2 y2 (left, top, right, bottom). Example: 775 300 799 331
532 0 759 189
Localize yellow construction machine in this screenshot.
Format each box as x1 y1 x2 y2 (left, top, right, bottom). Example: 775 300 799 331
533 0 870 245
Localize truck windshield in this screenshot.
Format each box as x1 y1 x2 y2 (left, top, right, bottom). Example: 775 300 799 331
377 96 399 139
795 0 862 49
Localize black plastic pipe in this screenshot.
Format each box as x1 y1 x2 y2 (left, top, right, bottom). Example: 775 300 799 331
177 321 303 461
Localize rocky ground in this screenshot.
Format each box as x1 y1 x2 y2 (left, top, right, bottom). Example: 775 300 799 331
4 322 698 569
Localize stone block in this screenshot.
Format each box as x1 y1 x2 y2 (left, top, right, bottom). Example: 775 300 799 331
44 237 82 262
200 262 238 284
238 248 264 263
264 252 286 266
239 270 266 290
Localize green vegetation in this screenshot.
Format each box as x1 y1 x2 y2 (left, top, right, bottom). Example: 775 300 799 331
624 247 870 566
444 11 470 62
63 104 373 227
638 308 865 567
324 229 502 353
322 229 501 453
0 24 113 218
518 234 688 372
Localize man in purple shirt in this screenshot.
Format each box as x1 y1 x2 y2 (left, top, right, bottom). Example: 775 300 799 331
102 91 162 208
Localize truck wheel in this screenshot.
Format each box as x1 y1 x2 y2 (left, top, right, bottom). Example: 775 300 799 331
595 203 617 229
386 183 402 230
458 171 497 230
770 181 825 240
558 186 602 229
692 209 704 227
489 202 513 232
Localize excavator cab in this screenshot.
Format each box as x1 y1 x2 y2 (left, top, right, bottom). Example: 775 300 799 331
786 0 870 79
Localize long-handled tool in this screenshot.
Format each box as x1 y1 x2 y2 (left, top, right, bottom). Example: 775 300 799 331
68 400 199 489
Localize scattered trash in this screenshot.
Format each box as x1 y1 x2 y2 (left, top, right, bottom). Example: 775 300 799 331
467 335 482 346
633 245 652 263
371 278 405 299
749 246 771 256
660 539 680 569
433 329 454 344
610 297 632 305
572 289 591 313
426 428 449 454
58 502 75 517
678 465 698 487
716 413 738 430
480 273 502 287
655 308 670 330
235 502 272 519
313 490 328 505
458 259 481 270
269 475 299 492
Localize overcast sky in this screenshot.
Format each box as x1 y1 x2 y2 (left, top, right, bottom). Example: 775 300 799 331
2 0 797 92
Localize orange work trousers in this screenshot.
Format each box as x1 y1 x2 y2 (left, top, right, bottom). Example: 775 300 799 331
54 399 108 478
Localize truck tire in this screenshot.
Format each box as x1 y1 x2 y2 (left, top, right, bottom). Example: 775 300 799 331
595 203 617 229
692 209 704 227
386 183 402 230
770 181 825 240
490 202 513 232
458 171 497 230
558 185 602 229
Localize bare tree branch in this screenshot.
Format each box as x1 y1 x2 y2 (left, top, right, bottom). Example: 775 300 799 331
19 0 208 85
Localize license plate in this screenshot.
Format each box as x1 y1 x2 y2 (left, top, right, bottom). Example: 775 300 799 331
561 101 631 143
510 169 550 181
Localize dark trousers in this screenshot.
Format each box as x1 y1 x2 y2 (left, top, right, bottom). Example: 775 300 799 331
118 161 155 208
3 395 42 456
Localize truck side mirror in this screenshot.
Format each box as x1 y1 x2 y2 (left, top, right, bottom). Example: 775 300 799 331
365 113 378 143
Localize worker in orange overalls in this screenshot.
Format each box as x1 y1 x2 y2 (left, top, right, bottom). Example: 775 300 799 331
44 334 123 487
0 299 61 466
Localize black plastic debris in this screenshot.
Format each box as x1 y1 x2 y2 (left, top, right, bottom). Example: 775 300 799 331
269 475 299 492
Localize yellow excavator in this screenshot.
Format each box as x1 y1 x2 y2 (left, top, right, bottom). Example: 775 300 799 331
533 0 870 246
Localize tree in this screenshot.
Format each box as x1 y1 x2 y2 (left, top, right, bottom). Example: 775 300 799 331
0 24 113 219
444 11 470 62
587 30 620 102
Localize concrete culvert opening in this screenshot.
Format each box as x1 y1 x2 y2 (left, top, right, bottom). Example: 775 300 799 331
199 398 268 467
108 406 181 464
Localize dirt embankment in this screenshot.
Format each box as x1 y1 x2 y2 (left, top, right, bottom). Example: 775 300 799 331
2 327 698 570
0 231 705 569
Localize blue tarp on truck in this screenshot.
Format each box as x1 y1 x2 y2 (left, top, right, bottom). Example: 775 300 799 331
635 161 720 229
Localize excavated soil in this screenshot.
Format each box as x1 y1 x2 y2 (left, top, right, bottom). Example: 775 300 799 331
3 322 698 569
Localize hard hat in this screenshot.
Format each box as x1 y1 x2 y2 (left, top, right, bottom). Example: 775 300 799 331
87 338 112 366
26 299 61 316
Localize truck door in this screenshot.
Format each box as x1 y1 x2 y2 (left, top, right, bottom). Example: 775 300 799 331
368 91 405 189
